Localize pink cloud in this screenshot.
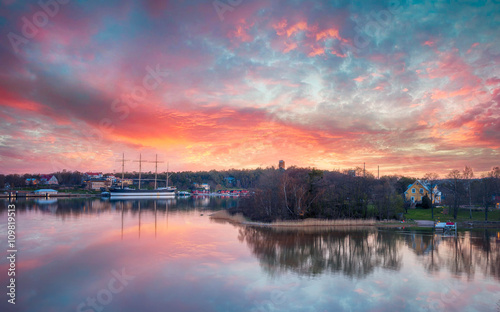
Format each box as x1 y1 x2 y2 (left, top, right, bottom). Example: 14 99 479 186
308 47 325 57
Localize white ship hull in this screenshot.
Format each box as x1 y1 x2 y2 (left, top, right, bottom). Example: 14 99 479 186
109 188 176 198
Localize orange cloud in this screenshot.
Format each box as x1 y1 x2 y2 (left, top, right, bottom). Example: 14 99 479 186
467 42 479 53
283 41 298 53
0 87 43 112
316 28 342 41
331 50 347 58
354 76 368 82
230 20 254 43
431 87 473 100
273 19 288 36
286 21 310 37
308 47 325 57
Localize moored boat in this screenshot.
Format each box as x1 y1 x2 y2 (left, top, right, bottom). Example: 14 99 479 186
435 221 457 234
109 153 176 198
109 187 176 197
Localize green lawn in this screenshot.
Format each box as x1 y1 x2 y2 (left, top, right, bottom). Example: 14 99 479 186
404 206 500 222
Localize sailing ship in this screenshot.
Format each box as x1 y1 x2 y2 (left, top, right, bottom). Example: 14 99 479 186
109 154 176 198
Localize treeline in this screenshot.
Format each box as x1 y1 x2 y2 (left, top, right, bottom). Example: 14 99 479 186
119 169 265 190
168 169 264 190
0 171 85 188
0 169 267 190
235 167 411 222
441 166 500 220
236 166 500 222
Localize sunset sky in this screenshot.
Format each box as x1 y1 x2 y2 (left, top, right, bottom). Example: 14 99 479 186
0 0 499 176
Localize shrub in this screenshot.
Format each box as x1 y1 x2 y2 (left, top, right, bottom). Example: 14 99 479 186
421 195 432 209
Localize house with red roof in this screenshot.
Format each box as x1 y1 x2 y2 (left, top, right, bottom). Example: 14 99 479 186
85 172 103 179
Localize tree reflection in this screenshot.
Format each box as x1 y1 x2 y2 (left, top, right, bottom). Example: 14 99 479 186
237 226 403 278
2 199 499 281
404 230 500 281
239 226 500 281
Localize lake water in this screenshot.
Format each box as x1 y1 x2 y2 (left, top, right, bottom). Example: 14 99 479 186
0 197 499 312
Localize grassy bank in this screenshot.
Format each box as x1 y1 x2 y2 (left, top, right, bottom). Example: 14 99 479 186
404 207 500 222
210 210 378 227
211 208 499 229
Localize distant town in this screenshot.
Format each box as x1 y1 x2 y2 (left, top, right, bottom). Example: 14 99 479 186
0 170 253 198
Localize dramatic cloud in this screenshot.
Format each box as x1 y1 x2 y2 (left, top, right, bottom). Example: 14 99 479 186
0 0 499 176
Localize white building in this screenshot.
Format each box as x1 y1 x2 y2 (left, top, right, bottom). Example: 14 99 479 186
40 175 59 185
34 189 58 195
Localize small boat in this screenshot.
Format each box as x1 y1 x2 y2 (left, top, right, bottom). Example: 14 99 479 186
177 191 191 197
435 222 457 233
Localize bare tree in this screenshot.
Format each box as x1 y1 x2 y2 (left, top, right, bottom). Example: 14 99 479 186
463 166 474 219
481 173 494 221
423 172 439 220
447 170 463 220
485 166 500 221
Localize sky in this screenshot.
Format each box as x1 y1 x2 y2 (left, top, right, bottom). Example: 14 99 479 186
0 0 499 177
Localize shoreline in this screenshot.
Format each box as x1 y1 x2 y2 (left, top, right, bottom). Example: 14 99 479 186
209 210 500 229
209 210 413 228
0 193 99 199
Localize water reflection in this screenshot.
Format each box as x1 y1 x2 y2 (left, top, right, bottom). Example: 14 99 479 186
0 198 499 312
236 225 500 281
236 226 402 278
1 196 238 216
1 198 498 283
401 230 500 281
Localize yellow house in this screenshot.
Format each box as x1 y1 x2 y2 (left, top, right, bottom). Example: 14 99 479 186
404 180 441 204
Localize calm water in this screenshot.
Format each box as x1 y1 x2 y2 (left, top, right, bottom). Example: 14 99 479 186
0 197 499 312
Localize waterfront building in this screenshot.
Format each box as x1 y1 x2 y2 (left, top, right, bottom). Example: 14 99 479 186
105 175 118 183
117 179 134 186
193 183 210 191
34 189 58 195
86 180 111 190
25 178 39 185
85 172 103 179
404 180 442 204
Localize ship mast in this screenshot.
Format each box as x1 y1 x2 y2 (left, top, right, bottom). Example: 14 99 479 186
148 154 164 189
122 154 125 188
165 162 173 188
134 154 148 190
116 153 130 189
155 154 158 189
